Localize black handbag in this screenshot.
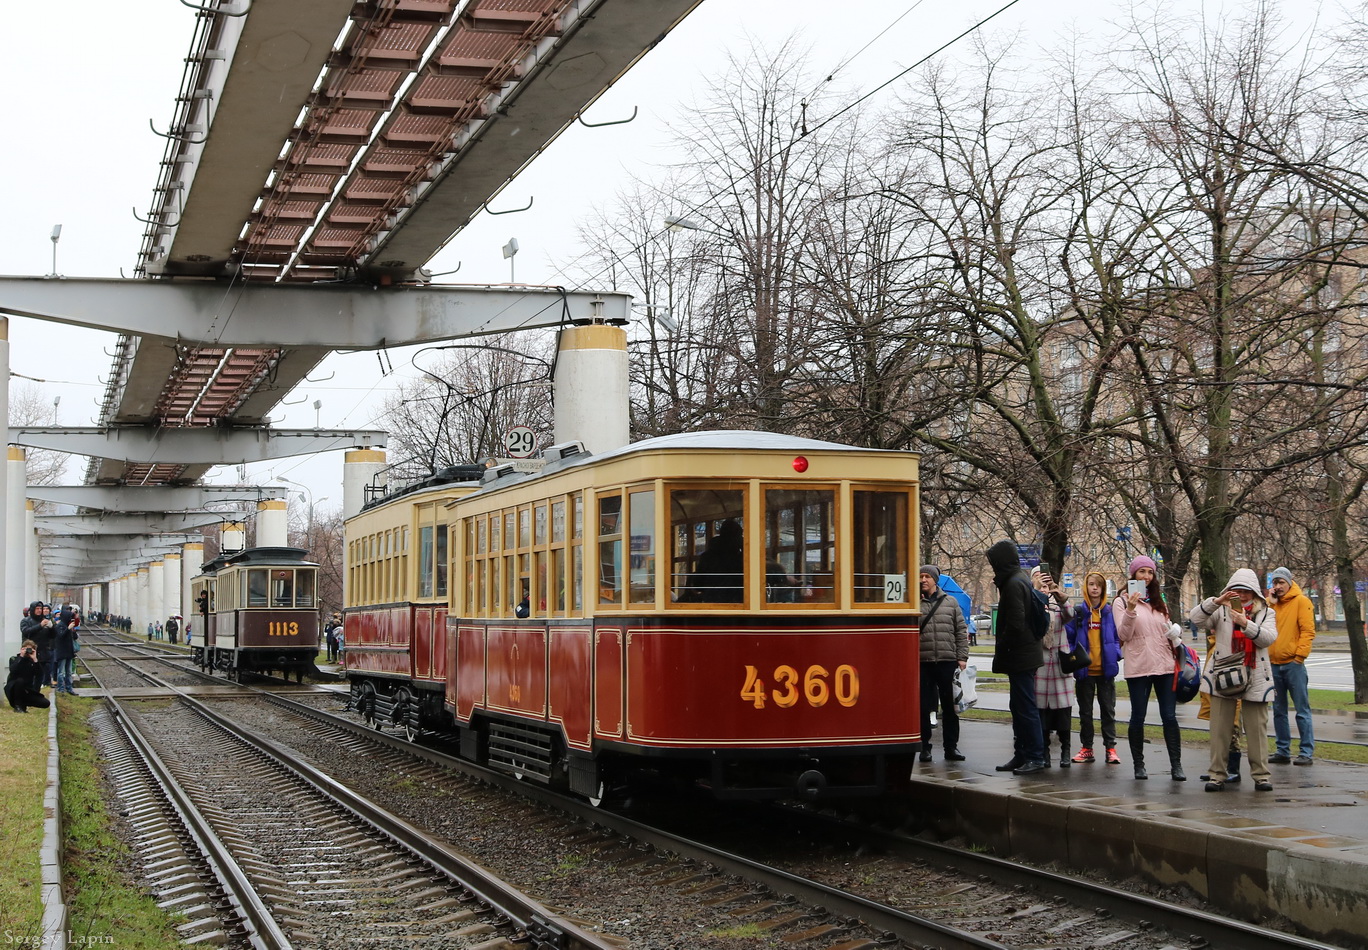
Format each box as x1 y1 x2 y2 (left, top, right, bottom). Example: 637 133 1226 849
1058 640 1091 674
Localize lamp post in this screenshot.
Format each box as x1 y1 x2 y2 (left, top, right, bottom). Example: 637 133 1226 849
49 224 62 278
276 476 322 541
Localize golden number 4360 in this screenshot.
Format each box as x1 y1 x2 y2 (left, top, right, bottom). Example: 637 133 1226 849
740 664 859 709
268 621 300 637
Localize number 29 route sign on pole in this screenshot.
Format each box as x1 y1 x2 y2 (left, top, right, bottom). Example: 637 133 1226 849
504 426 537 459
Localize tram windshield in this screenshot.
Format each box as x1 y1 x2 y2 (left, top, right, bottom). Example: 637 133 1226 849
763 488 835 604
671 489 746 603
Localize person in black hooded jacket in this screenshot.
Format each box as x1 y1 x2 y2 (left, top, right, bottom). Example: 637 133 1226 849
20 602 55 687
987 540 1046 774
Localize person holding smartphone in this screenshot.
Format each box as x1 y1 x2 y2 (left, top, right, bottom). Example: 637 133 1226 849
6 640 51 713
1115 555 1186 781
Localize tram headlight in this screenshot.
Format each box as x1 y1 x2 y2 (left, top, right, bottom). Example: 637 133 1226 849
792 456 809 473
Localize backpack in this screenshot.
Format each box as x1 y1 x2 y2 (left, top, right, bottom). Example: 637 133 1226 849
1022 578 1049 640
1172 642 1201 703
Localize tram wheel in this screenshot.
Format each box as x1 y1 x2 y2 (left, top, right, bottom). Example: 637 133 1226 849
358 683 378 727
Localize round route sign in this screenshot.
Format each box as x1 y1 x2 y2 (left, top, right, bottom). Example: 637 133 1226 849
504 426 537 459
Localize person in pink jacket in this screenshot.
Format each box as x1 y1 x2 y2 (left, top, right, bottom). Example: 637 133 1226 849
1116 555 1186 781
1190 568 1278 792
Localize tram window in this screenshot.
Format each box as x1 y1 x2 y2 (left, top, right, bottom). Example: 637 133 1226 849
598 494 623 605
670 489 745 603
246 569 268 607
764 488 835 604
435 524 449 597
551 499 565 543
550 548 565 612
504 511 515 551
853 490 910 604
519 507 531 547
535 504 548 545
572 545 583 610
628 489 656 605
296 570 315 607
272 570 295 606
476 518 486 555
418 525 434 598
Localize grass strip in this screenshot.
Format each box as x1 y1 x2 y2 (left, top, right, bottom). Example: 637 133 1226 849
959 708 1368 764
0 700 49 943
59 697 186 948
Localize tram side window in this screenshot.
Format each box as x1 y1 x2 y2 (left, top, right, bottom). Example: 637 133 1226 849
246 569 268 607
296 570 316 607
670 489 745 604
764 488 835 604
418 525 434 598
272 570 295 606
598 494 622 605
853 490 910 604
628 489 656 605
435 524 449 597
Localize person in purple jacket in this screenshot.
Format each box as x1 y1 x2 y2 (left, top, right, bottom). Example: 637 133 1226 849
1065 570 1122 765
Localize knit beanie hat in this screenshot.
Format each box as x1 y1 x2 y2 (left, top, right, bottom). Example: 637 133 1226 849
1129 555 1157 578
919 565 940 583
1269 567 1294 587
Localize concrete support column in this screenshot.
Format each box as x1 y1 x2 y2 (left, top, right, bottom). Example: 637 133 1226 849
162 553 181 631
135 567 149 635
343 448 387 519
148 560 165 633
181 543 202 627
222 521 245 554
553 322 629 454
0 317 9 656
26 500 37 606
256 499 288 547
5 446 25 657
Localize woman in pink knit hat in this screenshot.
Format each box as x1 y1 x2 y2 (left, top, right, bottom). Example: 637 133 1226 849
1116 555 1186 781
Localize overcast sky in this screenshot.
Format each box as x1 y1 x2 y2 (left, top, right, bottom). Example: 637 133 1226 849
0 0 1291 511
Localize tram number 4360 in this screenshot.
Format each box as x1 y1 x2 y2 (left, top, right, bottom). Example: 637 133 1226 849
740 664 859 709
267 621 300 637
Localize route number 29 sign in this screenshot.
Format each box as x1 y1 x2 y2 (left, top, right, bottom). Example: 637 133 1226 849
504 426 537 459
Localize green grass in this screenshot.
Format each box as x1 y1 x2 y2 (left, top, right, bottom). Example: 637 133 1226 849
0 700 49 943
59 697 186 948
706 923 767 938
960 707 1368 764
1308 688 1368 713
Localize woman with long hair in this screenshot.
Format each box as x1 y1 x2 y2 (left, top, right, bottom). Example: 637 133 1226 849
1115 555 1185 780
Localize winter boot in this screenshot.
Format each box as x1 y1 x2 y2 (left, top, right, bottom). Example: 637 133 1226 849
1129 728 1148 780
1163 721 1186 781
1060 744 1071 769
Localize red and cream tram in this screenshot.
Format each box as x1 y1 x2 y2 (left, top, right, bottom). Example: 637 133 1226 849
191 546 321 681
344 431 922 799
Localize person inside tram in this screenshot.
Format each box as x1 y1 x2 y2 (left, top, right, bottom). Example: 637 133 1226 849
765 556 801 603
688 519 745 603
515 586 531 618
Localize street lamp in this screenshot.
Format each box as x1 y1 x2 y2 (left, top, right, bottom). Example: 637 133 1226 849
277 476 319 539
49 224 62 278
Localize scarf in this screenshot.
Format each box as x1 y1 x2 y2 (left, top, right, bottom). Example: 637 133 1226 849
1231 604 1257 667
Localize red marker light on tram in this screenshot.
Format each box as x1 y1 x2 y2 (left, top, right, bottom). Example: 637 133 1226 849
792 456 809 473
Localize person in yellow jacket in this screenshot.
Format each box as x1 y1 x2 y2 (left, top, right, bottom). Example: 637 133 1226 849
1267 567 1315 765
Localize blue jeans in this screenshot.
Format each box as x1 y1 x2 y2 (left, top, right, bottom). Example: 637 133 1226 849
1007 670 1044 762
1125 673 1178 729
55 660 73 693
1271 662 1314 757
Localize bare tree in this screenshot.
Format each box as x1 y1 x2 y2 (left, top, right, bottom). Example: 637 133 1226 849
377 335 555 483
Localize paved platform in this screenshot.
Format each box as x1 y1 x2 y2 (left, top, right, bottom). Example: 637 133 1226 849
915 697 1368 946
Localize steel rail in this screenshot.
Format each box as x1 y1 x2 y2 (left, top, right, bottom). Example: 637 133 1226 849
89 630 1339 950
81 637 618 950
102 696 293 950
252 688 1348 950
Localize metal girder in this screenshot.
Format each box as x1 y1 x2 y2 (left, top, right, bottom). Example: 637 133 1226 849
11 426 385 465
365 0 704 280
0 277 630 347
151 0 358 275
37 535 202 552
36 512 228 535
27 485 286 512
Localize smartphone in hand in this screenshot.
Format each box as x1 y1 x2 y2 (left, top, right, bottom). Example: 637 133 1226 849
1038 562 1052 582
1127 579 1146 597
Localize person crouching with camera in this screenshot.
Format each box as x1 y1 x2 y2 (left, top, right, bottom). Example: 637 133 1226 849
1190 568 1277 792
6 640 51 713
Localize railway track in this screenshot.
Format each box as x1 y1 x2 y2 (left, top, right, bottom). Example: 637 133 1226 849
78 634 619 950
80 629 1348 949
